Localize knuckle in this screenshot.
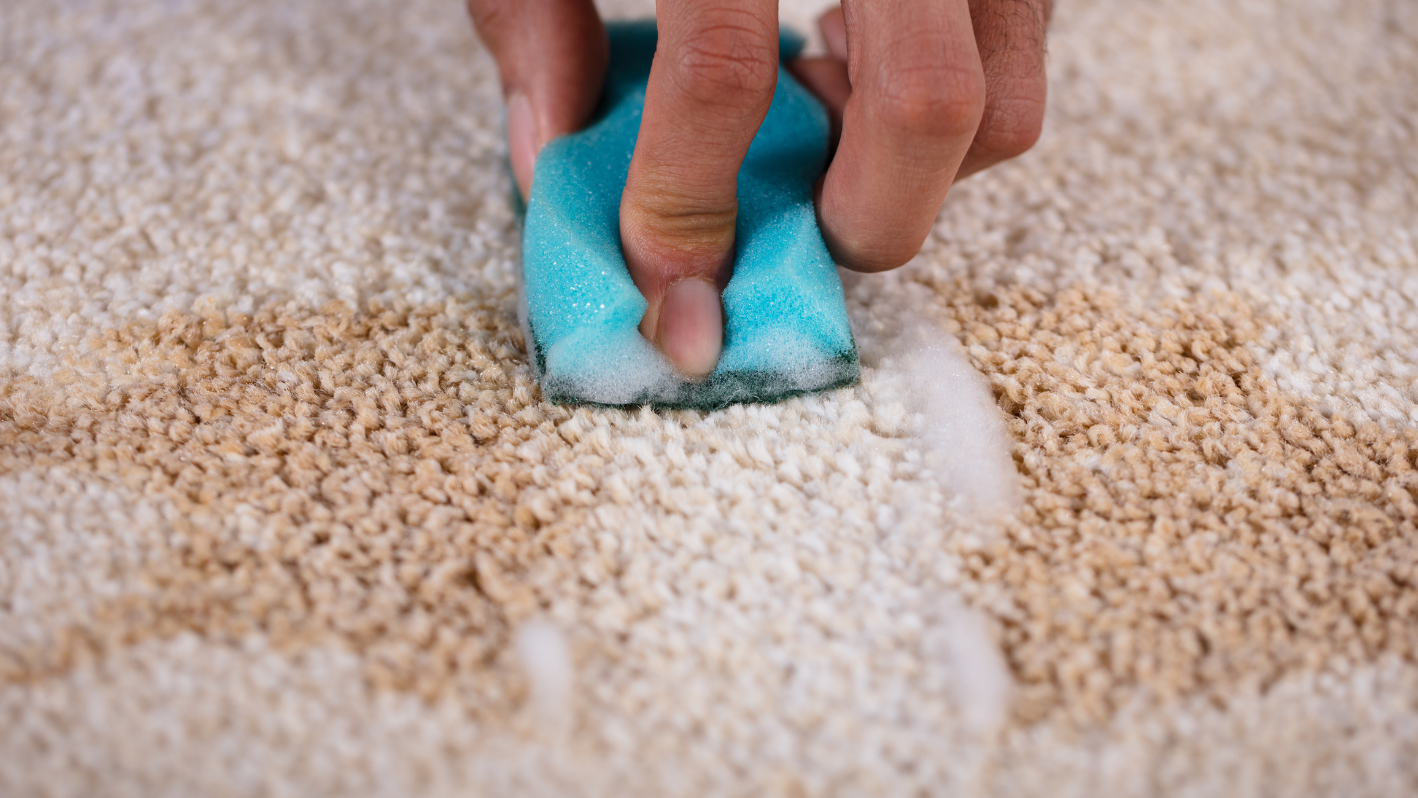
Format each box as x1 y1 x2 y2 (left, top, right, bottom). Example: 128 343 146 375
877 70 986 140
975 95 1045 159
623 188 738 260
872 44 986 140
673 13 779 109
467 1 509 38
832 235 922 273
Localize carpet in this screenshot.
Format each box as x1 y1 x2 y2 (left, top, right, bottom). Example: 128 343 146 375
2 0 1416 795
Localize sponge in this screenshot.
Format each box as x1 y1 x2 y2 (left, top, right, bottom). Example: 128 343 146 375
520 20 859 409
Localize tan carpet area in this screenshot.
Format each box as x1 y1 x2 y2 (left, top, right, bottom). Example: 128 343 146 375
2 0 1417 795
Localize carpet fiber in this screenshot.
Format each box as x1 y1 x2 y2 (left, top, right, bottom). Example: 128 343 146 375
2 0 1416 795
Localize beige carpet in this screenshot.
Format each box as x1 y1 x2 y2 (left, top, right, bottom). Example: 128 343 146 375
3 0 1417 794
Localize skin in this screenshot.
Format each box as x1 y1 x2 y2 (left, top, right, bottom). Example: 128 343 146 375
469 0 1051 378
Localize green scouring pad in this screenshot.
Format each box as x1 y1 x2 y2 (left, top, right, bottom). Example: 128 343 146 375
519 20 860 409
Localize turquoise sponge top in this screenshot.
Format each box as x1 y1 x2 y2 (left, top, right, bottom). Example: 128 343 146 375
521 20 859 408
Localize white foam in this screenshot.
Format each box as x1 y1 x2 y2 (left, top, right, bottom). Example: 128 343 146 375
928 603 1014 739
850 272 1022 524
543 327 679 406
513 618 575 737
899 330 1021 523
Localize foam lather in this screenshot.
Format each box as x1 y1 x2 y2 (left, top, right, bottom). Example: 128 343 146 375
520 20 859 408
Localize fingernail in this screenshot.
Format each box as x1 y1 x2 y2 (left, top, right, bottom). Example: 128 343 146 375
507 92 538 201
657 279 723 379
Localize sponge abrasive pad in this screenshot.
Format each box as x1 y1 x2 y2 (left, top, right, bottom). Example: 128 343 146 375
521 20 860 408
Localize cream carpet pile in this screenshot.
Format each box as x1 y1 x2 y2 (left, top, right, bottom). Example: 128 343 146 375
2 0 1416 795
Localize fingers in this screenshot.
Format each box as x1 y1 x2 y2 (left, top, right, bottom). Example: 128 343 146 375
956 0 1050 179
816 0 986 273
799 1 1049 271
784 9 849 150
819 5 848 61
620 0 781 378
468 0 608 200
785 56 850 151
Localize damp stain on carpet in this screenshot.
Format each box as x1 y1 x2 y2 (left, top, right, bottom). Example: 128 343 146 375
4 284 1415 732
1 299 572 708
937 281 1418 722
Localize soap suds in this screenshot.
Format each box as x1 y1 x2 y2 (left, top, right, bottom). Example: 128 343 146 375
514 619 574 737
848 271 1022 525
927 603 1013 739
892 328 1021 523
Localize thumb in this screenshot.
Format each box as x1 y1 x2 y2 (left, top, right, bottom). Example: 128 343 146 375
468 0 608 200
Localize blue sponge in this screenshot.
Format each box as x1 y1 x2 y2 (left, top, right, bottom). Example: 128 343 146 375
520 20 859 408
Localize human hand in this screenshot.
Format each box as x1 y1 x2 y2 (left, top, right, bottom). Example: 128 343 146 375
468 1 1050 377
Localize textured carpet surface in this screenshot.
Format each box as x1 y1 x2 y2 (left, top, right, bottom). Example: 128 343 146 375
2 0 1417 795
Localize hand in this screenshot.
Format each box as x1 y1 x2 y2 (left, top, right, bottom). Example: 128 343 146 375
468 1 1050 377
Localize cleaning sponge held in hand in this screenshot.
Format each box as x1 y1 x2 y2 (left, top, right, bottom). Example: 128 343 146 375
520 20 859 409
